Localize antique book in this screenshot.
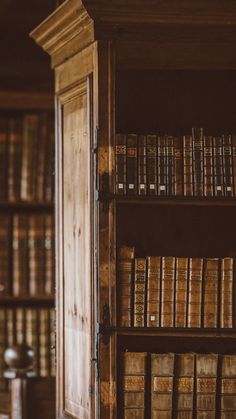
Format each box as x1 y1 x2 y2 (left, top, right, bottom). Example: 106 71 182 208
192 127 204 196
44 214 55 295
126 134 138 195
213 136 224 197
0 119 8 201
6 308 14 347
50 308 56 376
222 135 233 197
0 309 7 391
203 135 214 197
174 136 183 196
146 256 161 327
16 307 25 345
158 136 166 196
26 308 38 373
221 258 233 328
232 135 236 197
221 355 236 417
36 112 49 201
118 246 135 327
21 114 39 201
123 352 147 419
0 215 10 295
196 354 218 417
138 134 147 195
151 353 175 418
8 118 22 202
44 117 54 202
28 215 45 296
161 257 175 327
175 257 188 328
115 133 126 195
39 308 50 377
147 135 157 195
12 215 29 296
165 136 175 196
188 258 203 328
203 258 219 328
183 135 193 196
174 353 195 418
134 258 147 327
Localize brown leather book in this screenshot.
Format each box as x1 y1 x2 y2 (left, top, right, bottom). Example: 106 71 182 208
151 353 175 418
221 355 236 417
0 215 10 295
161 257 175 327
222 135 234 197
115 133 126 195
8 118 22 202
12 214 29 296
158 136 166 196
203 258 219 328
138 134 147 195
28 215 45 296
50 308 56 376
0 309 7 391
36 112 49 201
39 308 50 377
188 258 203 328
174 353 195 418
221 258 233 328
44 117 55 202
183 135 193 196
126 134 138 195
134 258 146 327
118 246 135 327
0 119 8 201
213 136 224 197
123 352 147 419
196 354 218 417
26 308 38 373
175 257 188 328
21 114 39 201
147 135 157 195
16 307 25 345
192 127 204 196
203 135 214 197
232 135 236 197
44 215 55 296
174 136 183 196
165 135 175 196
147 256 161 327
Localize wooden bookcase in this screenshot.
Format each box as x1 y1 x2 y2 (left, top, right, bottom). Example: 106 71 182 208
31 1 236 418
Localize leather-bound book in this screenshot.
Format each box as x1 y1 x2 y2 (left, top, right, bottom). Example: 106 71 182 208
147 135 157 195
232 135 236 196
16 307 25 345
188 258 203 328
222 135 234 197
115 133 126 195
192 127 204 197
196 354 218 418
165 136 175 196
0 215 10 295
138 134 147 195
50 308 56 376
26 308 38 373
174 353 195 419
44 117 55 202
8 118 22 202
134 258 146 327
203 136 214 197
147 256 161 327
6 308 14 347
39 308 50 377
28 215 45 296
151 353 174 418
213 136 224 197
44 215 55 296
174 136 183 196
118 246 135 327
161 257 175 327
126 134 138 195
175 257 188 328
0 119 8 201
0 309 7 391
158 136 166 196
36 113 49 201
12 215 29 296
183 135 193 196
221 355 236 417
221 258 233 328
21 114 39 201
123 352 147 419
203 258 219 328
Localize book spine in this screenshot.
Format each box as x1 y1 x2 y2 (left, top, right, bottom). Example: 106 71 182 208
221 258 233 328
118 246 135 327
203 258 219 328
138 135 147 195
39 308 50 377
166 136 175 196
44 215 55 296
183 135 193 196
192 127 204 196
123 352 147 419
147 135 157 195
0 309 7 391
28 215 45 296
12 215 29 296
174 136 183 196
223 134 234 197
21 114 39 201
44 117 55 202
188 258 203 328
0 119 8 201
158 136 166 196
126 134 138 195
6 308 14 347
175 257 188 327
221 355 236 417
50 308 56 376
36 113 48 201
16 307 25 345
0 215 10 295
134 258 146 327
25 308 38 373
161 256 175 327
115 133 126 195
213 136 224 197
174 353 195 418
147 256 161 327
151 353 175 418
8 118 22 202
232 135 236 197
203 135 214 197
196 354 218 417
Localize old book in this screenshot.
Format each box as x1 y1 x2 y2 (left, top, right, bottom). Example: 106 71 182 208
28 215 45 296
196 354 218 417
158 136 166 196
123 352 147 419
147 256 161 327
213 136 224 197
50 308 56 376
26 308 38 373
174 136 183 196
175 257 188 328
21 114 39 201
174 353 195 418
44 117 54 202
192 127 204 196
203 258 219 328
221 355 236 417
126 134 138 195
0 309 7 391
0 119 8 201
44 215 55 296
0 215 10 295
115 133 126 195
8 118 22 202
222 135 233 197
183 135 193 196
39 308 50 377
232 135 236 197
151 353 174 419
12 215 29 296
36 112 49 201
203 136 214 197
118 246 135 327
134 258 147 327
138 134 147 195
188 258 203 328
147 135 157 195
16 307 25 345
165 136 175 196
161 257 175 327
221 258 233 328
6 308 14 347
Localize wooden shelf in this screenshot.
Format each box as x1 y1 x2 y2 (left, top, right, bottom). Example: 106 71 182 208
0 296 54 307
0 201 54 213
115 195 236 207
111 326 236 338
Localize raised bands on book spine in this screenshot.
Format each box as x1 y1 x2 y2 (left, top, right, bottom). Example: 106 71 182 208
126 134 138 195
115 133 126 195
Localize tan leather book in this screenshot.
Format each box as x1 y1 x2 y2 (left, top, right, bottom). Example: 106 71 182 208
188 258 203 328
16 307 25 345
123 352 147 419
161 257 175 327
221 355 236 417
134 258 146 327
28 214 46 296
147 256 161 327
118 246 135 327
196 354 218 416
39 308 50 377
174 353 195 418
12 214 29 296
183 135 193 196
175 258 188 327
151 353 174 418
203 258 219 328
221 258 233 328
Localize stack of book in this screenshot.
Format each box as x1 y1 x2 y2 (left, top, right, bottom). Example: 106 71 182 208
115 129 236 197
122 351 236 418
118 246 235 328
0 112 54 202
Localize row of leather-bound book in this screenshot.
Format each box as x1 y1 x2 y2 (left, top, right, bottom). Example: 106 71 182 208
0 214 54 297
118 246 235 329
0 307 55 391
122 351 236 419
0 113 54 202
115 128 236 197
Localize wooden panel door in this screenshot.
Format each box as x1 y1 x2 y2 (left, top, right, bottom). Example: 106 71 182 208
56 78 94 419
